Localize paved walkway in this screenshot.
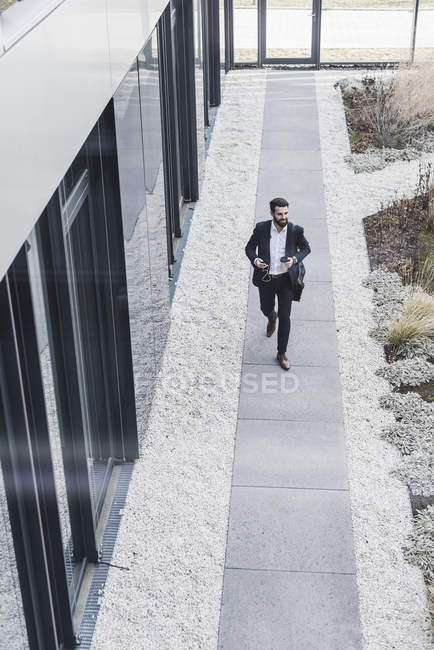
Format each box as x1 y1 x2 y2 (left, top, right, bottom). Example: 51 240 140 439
218 71 362 649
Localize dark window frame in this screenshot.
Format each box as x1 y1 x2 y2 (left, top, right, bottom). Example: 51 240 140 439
201 0 211 125
207 0 222 106
0 247 77 650
260 0 321 66
224 0 234 71
230 0 424 69
37 193 100 566
174 0 200 201
158 4 184 269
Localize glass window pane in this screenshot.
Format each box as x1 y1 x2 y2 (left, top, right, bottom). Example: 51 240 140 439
414 0 434 62
114 62 147 240
321 1 414 62
139 31 171 365
60 181 112 520
114 55 156 424
220 0 225 69
234 0 258 63
63 144 87 198
26 228 80 601
266 0 313 59
0 462 29 649
194 0 206 175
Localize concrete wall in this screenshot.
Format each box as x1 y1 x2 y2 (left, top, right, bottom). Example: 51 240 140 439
0 0 167 280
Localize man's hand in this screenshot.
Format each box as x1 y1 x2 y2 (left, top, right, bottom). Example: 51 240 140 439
282 258 294 270
254 257 268 269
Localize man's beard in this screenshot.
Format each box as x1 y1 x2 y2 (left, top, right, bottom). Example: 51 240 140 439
274 216 288 227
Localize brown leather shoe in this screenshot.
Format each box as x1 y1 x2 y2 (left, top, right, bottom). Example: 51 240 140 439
266 318 277 337
276 353 290 370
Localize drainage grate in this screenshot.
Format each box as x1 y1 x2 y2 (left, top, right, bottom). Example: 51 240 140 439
77 462 134 648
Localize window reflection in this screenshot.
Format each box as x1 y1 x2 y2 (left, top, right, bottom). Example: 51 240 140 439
321 0 414 62
193 0 206 178
139 30 171 362
220 0 225 70
114 35 171 435
414 0 434 62
26 228 79 601
113 62 147 241
234 0 258 63
266 0 313 59
59 168 112 522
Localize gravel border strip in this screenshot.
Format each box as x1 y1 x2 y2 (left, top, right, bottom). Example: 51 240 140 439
91 70 266 650
315 69 432 650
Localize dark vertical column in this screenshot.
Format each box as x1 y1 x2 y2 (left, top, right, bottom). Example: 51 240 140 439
98 101 139 461
313 0 322 69
175 0 200 201
201 0 210 125
0 264 59 650
410 0 419 63
6 247 78 649
258 0 265 66
207 0 221 105
158 4 183 259
37 197 98 564
224 0 234 71
75 131 114 466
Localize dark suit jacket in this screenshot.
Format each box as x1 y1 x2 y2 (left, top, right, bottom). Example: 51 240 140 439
245 220 311 288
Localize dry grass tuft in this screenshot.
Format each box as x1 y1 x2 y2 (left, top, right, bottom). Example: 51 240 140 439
387 289 434 347
403 258 434 293
393 63 434 124
360 63 434 150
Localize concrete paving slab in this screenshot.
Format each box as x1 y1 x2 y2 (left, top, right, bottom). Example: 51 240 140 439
261 129 320 151
257 169 323 195
301 248 332 281
225 486 355 573
232 419 349 489
264 96 318 109
256 192 326 221
218 569 362 650
295 218 330 248
247 281 336 322
262 107 319 131
263 99 317 112
262 110 320 135
244 318 339 367
265 79 317 95
265 79 316 89
259 149 322 171
238 364 344 422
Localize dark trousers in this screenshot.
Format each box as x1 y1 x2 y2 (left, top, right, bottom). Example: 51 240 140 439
258 275 293 354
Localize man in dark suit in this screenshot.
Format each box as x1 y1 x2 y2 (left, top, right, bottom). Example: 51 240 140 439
245 197 311 370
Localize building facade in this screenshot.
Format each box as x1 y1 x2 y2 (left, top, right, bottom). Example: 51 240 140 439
0 0 227 647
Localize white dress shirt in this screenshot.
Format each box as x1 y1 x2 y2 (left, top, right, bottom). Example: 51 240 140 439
269 220 287 274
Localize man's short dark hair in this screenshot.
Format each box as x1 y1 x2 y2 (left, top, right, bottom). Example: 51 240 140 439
270 197 289 213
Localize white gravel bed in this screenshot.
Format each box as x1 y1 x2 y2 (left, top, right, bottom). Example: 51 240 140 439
315 70 433 650
91 70 266 650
